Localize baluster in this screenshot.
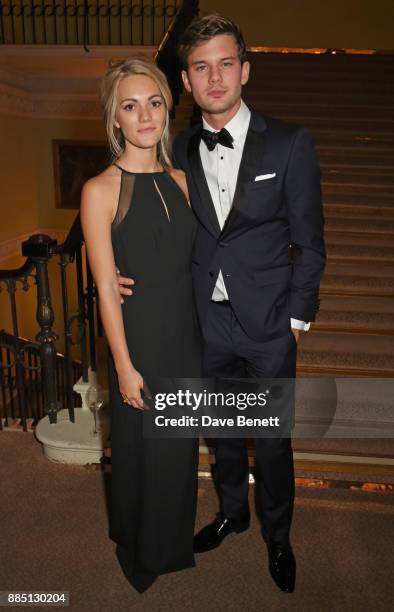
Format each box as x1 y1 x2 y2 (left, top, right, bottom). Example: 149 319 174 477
32 0 37 43
0 2 5 44
27 348 36 423
6 347 15 418
107 0 111 44
86 258 97 372
140 0 143 44
42 0 47 43
10 0 16 44
15 339 28 431
22 234 59 425
63 0 67 44
75 246 89 382
0 345 5 430
59 252 75 422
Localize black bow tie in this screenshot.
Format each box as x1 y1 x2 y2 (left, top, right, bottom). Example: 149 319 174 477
201 127 234 151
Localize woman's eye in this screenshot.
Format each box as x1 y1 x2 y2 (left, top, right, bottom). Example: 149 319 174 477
151 100 162 108
124 104 135 111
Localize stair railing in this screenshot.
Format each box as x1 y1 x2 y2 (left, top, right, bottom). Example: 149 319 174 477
155 0 199 110
0 0 183 47
0 215 99 430
0 0 198 431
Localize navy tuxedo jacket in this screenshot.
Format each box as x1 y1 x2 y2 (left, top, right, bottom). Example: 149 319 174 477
172 108 326 342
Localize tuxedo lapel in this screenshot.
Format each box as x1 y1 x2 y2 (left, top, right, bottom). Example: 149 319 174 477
220 110 267 240
187 128 221 236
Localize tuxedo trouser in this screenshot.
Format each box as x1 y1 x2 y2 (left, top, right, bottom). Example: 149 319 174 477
201 300 296 544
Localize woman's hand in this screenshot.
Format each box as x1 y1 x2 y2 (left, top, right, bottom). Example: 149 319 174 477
117 365 145 409
116 268 135 304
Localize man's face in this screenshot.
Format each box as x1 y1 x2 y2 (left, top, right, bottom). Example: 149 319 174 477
181 33 250 116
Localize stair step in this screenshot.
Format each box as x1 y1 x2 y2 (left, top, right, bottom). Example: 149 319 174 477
314 314 394 335
318 151 394 167
279 116 394 134
314 132 394 147
326 230 393 246
244 84 393 102
244 101 394 121
245 70 394 85
323 188 394 204
320 294 394 313
324 204 394 220
242 105 394 133
315 295 394 334
318 158 394 172
245 53 394 74
324 216 394 234
321 278 394 298
326 244 394 264
324 202 394 219
322 172 394 189
320 261 394 297
297 331 394 375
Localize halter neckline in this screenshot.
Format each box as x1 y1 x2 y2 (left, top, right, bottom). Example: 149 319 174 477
113 162 166 175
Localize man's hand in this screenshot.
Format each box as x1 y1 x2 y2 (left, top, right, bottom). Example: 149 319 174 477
291 328 300 343
116 269 135 304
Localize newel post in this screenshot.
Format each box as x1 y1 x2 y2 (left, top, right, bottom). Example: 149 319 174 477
22 234 59 424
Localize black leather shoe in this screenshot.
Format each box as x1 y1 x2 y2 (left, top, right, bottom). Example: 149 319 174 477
267 541 296 593
194 515 250 553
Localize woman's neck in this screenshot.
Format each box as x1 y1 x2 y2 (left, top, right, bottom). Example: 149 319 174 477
117 146 162 173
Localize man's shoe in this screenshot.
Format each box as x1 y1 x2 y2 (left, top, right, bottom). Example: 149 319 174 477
267 541 296 593
194 515 250 553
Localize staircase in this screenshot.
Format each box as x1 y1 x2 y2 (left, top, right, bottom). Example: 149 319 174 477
173 54 394 375
241 52 394 377
171 52 394 475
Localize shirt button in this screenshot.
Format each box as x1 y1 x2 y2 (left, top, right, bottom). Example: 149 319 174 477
221 188 225 192
220 156 224 160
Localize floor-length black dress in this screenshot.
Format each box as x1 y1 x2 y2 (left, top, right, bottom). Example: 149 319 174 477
107 163 202 593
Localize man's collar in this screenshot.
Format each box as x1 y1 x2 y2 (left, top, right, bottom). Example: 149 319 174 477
201 99 251 142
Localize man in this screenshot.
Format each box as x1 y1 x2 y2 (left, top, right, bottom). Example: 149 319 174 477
119 14 326 593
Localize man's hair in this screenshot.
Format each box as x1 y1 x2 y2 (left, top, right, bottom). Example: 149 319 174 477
178 14 247 70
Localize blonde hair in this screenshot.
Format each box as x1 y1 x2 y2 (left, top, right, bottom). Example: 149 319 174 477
100 57 173 169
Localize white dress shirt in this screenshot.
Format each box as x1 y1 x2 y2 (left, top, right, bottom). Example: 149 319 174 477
199 99 310 331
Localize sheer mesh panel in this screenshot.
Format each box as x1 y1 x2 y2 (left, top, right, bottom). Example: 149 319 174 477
111 172 135 230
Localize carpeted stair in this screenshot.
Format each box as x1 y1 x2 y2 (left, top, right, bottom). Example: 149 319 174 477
170 52 394 471
240 52 394 376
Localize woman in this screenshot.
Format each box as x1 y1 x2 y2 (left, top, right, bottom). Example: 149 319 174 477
80 58 202 593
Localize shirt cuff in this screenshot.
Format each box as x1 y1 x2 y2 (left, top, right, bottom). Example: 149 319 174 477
291 318 311 331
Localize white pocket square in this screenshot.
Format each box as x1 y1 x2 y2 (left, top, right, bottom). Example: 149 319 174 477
255 173 276 181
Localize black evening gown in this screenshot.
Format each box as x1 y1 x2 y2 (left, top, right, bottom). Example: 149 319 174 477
107 164 202 593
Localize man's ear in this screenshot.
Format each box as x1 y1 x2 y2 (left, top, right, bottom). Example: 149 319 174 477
181 69 192 93
241 60 250 87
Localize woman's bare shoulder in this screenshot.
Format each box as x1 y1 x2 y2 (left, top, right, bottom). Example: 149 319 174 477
82 166 120 200
81 165 120 215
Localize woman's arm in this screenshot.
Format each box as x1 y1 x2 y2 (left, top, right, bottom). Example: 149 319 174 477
80 177 144 409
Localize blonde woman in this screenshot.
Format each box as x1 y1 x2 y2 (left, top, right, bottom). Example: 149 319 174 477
80 58 201 593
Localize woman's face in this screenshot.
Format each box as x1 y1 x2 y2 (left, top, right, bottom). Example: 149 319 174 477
114 74 166 150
